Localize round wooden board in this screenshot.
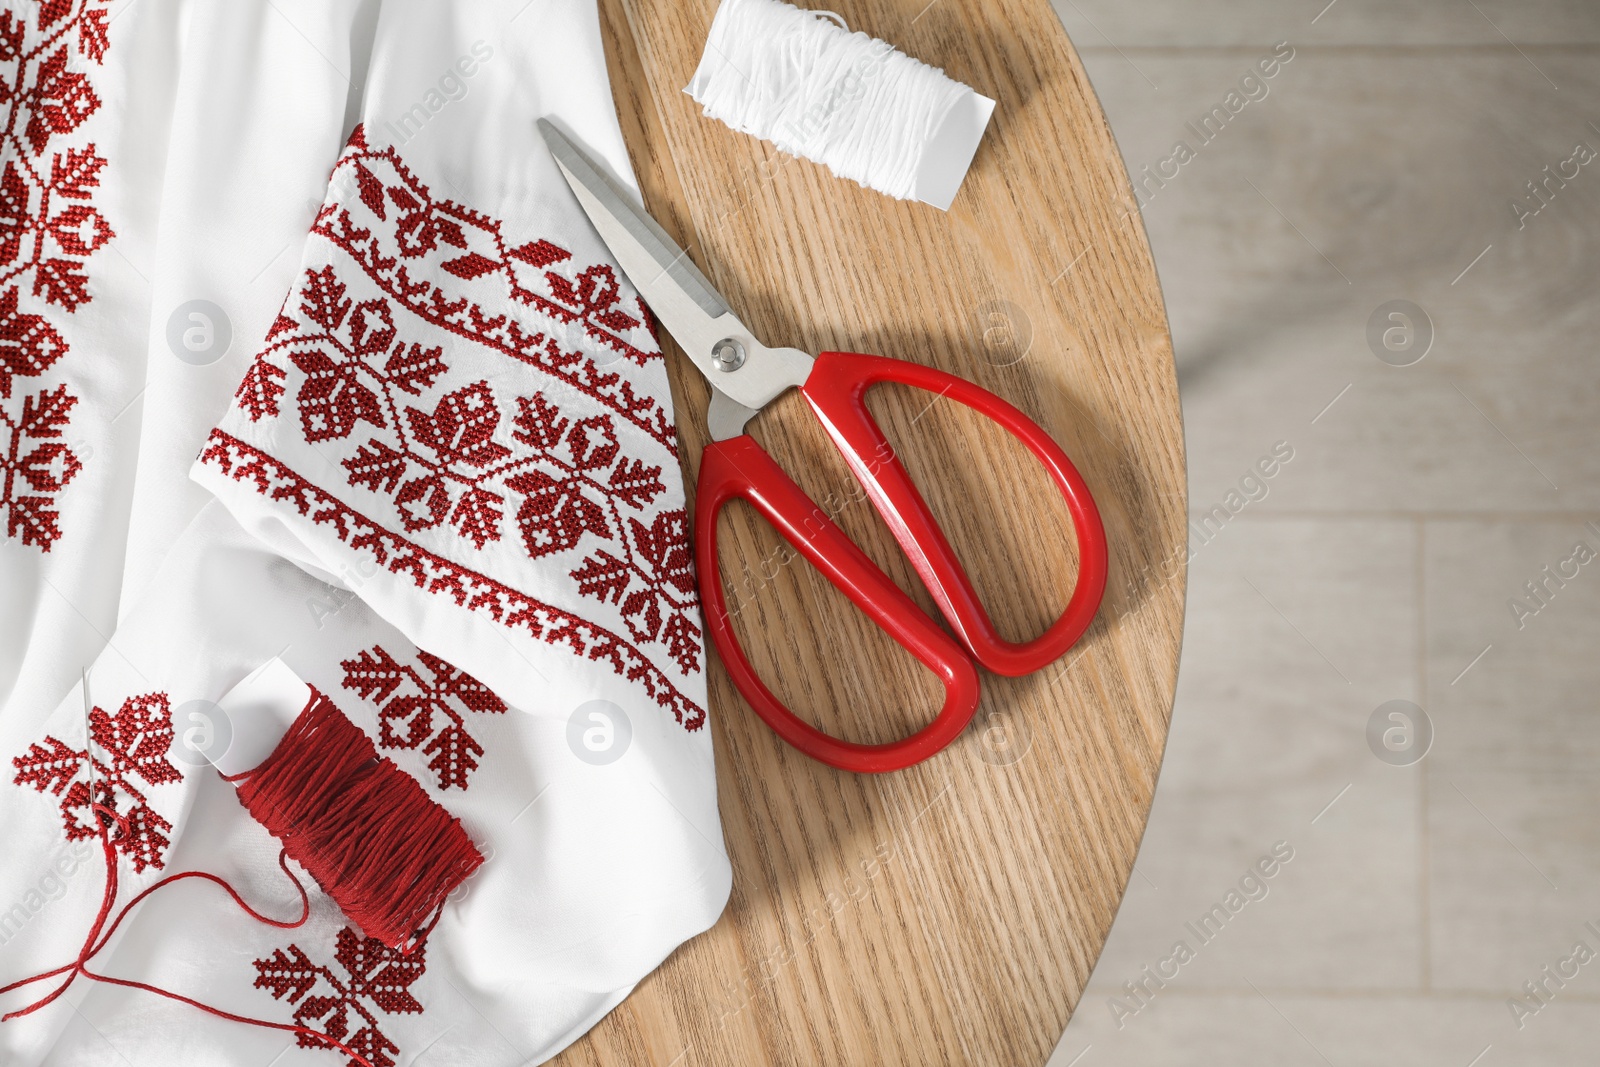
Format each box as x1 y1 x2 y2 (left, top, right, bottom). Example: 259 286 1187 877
557 1 1186 1064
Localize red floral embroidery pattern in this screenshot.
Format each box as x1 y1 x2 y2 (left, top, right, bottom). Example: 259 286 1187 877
216 125 705 724
571 507 699 675
12 691 183 873
331 123 650 351
0 0 114 551
241 259 703 676
198 429 707 730
0 285 65 395
254 927 426 1067
511 392 700 674
285 124 677 454
341 644 506 790
262 265 502 547
3 377 78 546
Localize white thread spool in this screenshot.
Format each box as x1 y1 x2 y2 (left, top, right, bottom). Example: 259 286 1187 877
684 0 996 210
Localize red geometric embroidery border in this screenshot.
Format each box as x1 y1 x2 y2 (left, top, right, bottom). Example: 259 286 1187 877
309 125 678 456
0 0 116 551
197 428 706 732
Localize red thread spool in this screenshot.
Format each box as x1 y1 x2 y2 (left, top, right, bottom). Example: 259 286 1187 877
1 677 484 1067
223 687 484 951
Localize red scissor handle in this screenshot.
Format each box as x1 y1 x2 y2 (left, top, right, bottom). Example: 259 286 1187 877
695 351 1107 773
696 434 981 773
800 351 1107 676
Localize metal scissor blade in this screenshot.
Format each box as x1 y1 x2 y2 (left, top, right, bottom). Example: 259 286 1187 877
537 119 813 415
538 119 729 325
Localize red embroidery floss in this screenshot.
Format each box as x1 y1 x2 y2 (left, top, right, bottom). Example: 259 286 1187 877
223 687 484 952
1 677 484 1067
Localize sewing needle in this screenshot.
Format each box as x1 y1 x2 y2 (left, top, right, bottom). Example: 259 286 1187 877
82 666 98 832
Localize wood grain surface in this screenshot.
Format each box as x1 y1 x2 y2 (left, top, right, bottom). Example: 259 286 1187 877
557 1 1185 1063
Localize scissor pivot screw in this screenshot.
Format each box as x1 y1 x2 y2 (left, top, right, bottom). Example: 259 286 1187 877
711 338 746 372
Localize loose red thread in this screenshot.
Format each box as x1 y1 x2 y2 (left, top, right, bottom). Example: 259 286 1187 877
0 767 382 1066
224 686 484 952
3 685 483 1067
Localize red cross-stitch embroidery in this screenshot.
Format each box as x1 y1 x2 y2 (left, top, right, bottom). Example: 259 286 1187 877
511 392 700 674
197 429 707 730
0 0 114 550
12 691 183 873
212 124 706 725
340 644 506 790
262 265 502 546
240 260 703 676
247 124 676 453
254 927 427 1067
2 377 78 546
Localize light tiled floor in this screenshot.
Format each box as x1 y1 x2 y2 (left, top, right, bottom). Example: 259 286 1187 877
1046 2 1600 1064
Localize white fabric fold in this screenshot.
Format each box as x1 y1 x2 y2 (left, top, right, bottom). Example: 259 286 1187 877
119 0 371 611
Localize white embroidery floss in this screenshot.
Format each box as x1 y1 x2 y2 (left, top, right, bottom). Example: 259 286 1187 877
684 0 996 210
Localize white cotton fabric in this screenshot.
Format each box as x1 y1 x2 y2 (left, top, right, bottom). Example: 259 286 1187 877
3 506 729 1066
117 0 372 609
0 1 730 1064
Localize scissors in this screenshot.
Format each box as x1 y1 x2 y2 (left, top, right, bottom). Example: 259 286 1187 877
538 120 1107 774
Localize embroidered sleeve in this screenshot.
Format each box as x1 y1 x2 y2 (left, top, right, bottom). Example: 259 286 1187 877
195 126 705 731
